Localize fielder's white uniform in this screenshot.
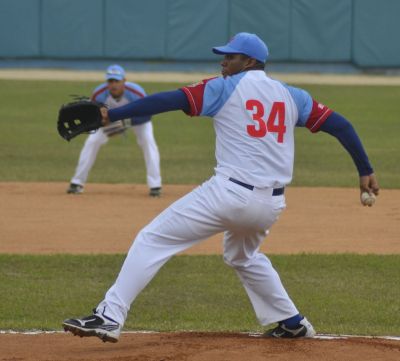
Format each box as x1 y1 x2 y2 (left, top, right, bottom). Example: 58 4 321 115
71 82 162 189
97 70 332 326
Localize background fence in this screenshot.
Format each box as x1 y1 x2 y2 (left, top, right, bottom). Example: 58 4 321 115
0 0 399 67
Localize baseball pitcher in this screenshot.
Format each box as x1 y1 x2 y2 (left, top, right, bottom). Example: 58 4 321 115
67 65 162 197
63 33 379 342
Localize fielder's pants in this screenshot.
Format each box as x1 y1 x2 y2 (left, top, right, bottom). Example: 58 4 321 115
71 121 161 189
97 175 299 326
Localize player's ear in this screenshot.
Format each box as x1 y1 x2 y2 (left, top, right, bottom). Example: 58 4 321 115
242 56 257 70
248 58 257 68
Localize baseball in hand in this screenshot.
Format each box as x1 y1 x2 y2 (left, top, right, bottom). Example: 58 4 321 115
361 192 376 207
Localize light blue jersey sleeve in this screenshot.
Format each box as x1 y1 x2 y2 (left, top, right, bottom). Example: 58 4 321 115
281 84 313 126
124 82 151 124
200 72 247 117
91 83 108 102
125 82 146 99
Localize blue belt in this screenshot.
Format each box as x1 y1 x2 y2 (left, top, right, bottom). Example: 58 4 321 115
229 177 285 196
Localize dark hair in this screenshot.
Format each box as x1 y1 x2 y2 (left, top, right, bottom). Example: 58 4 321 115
240 54 266 70
253 60 266 70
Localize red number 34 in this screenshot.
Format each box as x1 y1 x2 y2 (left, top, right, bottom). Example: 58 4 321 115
246 100 286 143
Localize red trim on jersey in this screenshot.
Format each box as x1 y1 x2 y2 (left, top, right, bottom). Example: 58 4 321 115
124 85 144 98
306 100 333 133
181 77 217 116
91 85 108 101
181 87 198 116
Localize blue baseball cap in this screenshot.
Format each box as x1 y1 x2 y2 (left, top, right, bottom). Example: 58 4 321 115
212 33 269 63
106 64 125 81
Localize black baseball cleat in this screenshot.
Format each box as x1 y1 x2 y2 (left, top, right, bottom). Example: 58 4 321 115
149 187 162 197
63 309 121 343
66 183 84 194
263 317 316 338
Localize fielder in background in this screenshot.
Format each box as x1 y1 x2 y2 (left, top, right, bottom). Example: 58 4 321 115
67 65 162 197
63 33 379 342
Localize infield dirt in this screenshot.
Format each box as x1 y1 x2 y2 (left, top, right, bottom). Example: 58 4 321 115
1 182 398 254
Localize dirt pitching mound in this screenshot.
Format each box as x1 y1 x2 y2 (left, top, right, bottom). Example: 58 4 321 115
1 332 399 361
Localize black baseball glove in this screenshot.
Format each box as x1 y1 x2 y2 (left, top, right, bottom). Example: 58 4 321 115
57 99 105 141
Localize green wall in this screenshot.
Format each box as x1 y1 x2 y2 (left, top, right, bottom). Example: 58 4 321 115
0 0 399 66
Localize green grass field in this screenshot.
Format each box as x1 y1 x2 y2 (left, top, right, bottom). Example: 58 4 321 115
0 80 399 187
1 254 399 335
0 80 399 335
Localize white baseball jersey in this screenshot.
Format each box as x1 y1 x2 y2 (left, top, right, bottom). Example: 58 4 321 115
182 70 332 187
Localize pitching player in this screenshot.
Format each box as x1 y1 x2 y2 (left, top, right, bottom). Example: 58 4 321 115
67 65 162 197
63 33 379 342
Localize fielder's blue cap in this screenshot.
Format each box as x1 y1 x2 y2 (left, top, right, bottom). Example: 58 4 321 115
212 32 269 63
106 64 125 81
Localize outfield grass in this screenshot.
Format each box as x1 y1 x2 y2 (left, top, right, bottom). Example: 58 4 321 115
0 80 399 187
0 254 398 335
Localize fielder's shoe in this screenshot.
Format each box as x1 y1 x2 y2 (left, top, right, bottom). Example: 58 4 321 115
67 183 84 194
263 317 316 338
63 308 121 343
149 187 162 197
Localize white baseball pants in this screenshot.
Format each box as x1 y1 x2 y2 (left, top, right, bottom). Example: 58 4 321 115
97 175 299 326
70 122 161 189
